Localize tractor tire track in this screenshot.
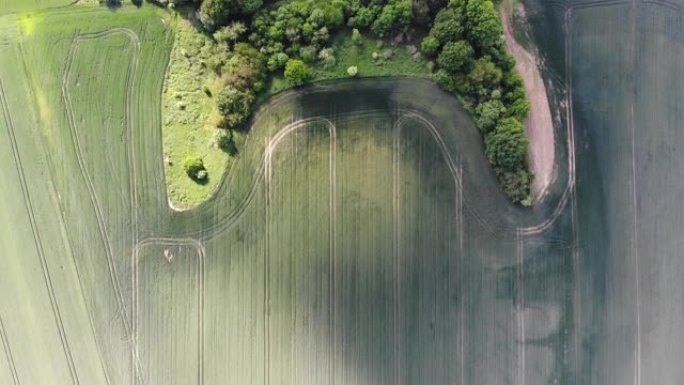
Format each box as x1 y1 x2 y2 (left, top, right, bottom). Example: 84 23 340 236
131 237 205 385
0 316 19 385
1 80 80 385
62 27 145 384
262 116 337 385
392 111 465 384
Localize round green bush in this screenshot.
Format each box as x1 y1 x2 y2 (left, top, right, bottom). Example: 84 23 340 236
284 59 311 87
183 156 207 181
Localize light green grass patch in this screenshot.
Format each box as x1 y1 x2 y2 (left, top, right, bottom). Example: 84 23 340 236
162 15 243 209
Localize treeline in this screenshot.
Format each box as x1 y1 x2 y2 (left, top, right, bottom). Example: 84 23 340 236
421 0 532 203
145 0 533 204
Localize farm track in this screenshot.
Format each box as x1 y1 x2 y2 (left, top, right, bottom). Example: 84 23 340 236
263 116 337 385
392 113 401 385
132 237 205 385
627 0 641 383
0 80 80 384
0 316 19 385
391 112 465 384
62 27 145 384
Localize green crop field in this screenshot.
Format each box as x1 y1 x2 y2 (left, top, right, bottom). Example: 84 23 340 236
3 0 684 384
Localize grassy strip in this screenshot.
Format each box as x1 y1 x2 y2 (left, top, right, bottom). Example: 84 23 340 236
162 14 244 209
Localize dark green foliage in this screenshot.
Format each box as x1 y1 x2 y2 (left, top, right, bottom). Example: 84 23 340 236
198 0 233 31
474 98 505 133
499 168 532 204
183 155 208 181
267 52 289 71
284 59 311 86
371 0 413 36
467 57 502 97
213 22 247 45
485 117 528 171
348 5 381 28
429 8 464 44
216 86 254 128
436 40 473 73
215 129 239 155
464 0 503 56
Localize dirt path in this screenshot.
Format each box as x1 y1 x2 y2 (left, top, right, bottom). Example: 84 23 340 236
500 0 555 200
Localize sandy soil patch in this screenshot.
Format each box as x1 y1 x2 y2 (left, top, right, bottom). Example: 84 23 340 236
500 0 555 200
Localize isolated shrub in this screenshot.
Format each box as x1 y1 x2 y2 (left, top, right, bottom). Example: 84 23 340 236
420 36 439 57
183 156 207 181
318 48 336 68
347 66 359 77
284 59 311 86
214 129 238 155
351 28 362 45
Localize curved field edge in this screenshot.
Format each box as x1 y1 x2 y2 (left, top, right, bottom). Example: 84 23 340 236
500 0 556 200
153 77 574 241
160 15 431 210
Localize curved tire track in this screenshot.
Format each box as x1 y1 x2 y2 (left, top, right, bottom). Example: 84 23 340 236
62 27 144 384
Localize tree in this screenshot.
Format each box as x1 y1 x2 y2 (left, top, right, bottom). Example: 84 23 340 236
267 52 289 71
347 66 359 76
198 0 235 31
318 48 336 68
467 57 502 97
429 8 464 44
475 99 505 133
437 40 474 73
183 156 208 181
213 22 247 45
214 129 238 155
484 117 528 171
420 35 439 57
216 86 254 128
464 0 504 55
284 59 311 86
371 0 413 36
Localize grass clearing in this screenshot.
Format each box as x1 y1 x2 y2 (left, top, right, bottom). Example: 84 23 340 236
162 13 245 209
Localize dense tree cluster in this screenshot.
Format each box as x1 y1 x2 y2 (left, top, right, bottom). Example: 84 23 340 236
421 0 532 203
147 0 533 203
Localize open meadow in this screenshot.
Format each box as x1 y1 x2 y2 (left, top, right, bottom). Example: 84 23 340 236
3 0 683 383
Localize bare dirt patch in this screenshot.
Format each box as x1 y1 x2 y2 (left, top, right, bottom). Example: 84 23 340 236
500 0 555 200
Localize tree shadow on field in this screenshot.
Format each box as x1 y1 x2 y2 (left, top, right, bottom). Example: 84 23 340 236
102 0 122 11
